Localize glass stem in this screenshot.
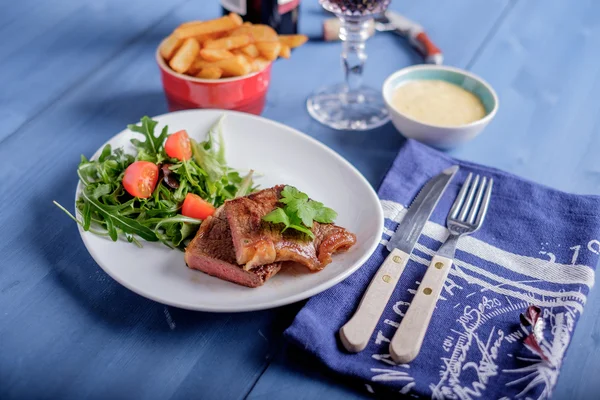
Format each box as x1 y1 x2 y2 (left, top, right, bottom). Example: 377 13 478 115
339 17 370 94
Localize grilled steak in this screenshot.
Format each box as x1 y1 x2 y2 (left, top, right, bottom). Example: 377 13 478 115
184 207 281 288
225 186 357 271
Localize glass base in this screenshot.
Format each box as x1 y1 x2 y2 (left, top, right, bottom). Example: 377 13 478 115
307 83 390 131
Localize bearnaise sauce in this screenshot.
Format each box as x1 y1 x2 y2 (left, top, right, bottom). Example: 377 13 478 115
391 80 486 127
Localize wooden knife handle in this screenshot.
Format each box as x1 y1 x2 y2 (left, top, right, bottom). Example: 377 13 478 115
339 248 410 353
389 254 453 363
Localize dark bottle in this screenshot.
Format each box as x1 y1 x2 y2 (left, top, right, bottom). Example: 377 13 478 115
221 0 300 34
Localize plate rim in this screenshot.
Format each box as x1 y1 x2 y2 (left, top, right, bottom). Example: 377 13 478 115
76 109 384 312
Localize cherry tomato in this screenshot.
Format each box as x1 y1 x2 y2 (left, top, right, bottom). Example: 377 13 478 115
164 130 192 161
181 193 216 220
122 161 159 198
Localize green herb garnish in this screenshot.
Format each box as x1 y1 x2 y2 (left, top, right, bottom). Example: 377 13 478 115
262 186 337 239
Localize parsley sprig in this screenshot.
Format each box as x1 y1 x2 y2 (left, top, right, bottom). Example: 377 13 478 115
262 186 337 239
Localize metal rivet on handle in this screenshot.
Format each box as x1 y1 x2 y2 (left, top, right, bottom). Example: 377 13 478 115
423 288 432 295
393 256 401 263
382 275 391 283
435 262 444 269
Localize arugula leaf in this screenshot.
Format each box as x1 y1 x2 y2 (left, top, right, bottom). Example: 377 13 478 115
234 170 254 198
191 138 226 182
153 215 202 248
209 115 227 165
80 188 158 242
124 233 143 248
99 145 112 162
53 201 111 237
92 183 111 199
82 201 91 231
128 116 168 162
105 215 118 241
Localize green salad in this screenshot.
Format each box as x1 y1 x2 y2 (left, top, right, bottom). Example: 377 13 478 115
54 115 254 250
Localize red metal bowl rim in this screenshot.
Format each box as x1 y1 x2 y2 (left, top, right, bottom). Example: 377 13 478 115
155 39 272 84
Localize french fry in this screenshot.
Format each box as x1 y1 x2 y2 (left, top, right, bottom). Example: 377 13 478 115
241 44 259 58
231 50 252 66
159 34 183 60
190 55 251 77
228 12 243 26
199 48 235 61
188 58 207 75
174 14 242 39
178 20 203 29
169 38 200 73
217 55 252 77
231 24 278 42
251 57 271 72
278 34 308 48
191 58 211 71
194 31 224 44
278 44 291 59
204 35 250 50
196 66 223 79
256 41 281 61
235 53 253 66
243 21 252 26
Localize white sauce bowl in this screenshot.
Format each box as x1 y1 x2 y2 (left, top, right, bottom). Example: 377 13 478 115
382 65 498 149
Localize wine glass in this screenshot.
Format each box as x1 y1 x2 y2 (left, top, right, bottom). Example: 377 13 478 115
307 0 392 131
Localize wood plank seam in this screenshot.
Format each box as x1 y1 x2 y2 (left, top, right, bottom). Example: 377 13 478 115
465 0 519 70
243 351 278 400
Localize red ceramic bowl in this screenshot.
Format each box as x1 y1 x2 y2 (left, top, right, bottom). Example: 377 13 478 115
156 45 272 115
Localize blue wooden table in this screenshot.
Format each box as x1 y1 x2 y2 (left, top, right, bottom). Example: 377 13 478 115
1 0 598 398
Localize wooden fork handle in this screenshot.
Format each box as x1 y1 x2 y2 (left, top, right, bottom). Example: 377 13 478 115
389 254 453 363
340 248 410 353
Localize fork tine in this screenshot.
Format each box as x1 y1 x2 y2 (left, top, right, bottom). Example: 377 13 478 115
459 174 480 222
467 177 487 224
449 173 472 220
474 178 493 229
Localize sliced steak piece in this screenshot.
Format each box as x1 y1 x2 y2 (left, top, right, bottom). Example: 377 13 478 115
312 222 357 267
225 186 357 271
184 207 281 288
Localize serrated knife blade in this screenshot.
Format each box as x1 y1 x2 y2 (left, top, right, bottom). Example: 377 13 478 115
386 165 459 253
339 165 459 353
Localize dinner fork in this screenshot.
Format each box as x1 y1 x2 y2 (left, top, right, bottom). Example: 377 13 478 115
389 173 493 364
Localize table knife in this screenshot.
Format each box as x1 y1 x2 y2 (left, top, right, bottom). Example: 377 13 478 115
339 165 459 353
389 173 493 364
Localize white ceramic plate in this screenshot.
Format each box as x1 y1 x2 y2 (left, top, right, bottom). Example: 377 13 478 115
77 109 383 312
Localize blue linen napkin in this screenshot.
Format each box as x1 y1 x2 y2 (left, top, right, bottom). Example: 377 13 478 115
285 140 600 399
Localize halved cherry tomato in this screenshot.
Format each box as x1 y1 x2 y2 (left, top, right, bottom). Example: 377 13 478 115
165 130 192 161
181 193 216 220
122 161 159 198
